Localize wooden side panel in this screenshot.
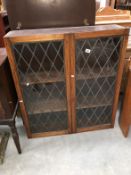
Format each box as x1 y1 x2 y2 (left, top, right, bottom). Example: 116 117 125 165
120 61 131 137
121 58 130 92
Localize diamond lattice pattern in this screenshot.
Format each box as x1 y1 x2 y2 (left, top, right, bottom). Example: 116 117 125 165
75 36 122 128
13 41 68 133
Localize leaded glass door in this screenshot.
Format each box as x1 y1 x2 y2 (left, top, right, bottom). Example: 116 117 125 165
12 40 69 135
75 36 122 131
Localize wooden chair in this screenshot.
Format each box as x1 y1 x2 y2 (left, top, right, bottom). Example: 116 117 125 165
0 48 21 153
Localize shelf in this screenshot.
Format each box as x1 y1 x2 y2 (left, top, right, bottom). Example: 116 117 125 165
77 95 113 110
77 115 111 129
27 98 67 115
29 112 68 133
21 67 116 86
22 71 65 85
76 67 116 81
26 95 112 115
76 105 112 128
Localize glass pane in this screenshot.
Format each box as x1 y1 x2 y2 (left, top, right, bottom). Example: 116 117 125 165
75 36 122 129
13 41 68 133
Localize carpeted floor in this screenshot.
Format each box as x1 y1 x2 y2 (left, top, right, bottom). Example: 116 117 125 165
0 110 131 175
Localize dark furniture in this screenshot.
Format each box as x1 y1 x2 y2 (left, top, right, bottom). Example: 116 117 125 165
120 59 131 137
5 0 95 30
116 0 131 10
0 48 21 153
4 25 129 138
0 11 9 47
0 132 10 164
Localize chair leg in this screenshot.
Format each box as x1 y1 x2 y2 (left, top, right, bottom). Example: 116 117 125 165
9 123 22 154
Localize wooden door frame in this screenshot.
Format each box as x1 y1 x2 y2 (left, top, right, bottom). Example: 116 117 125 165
111 35 129 126
4 35 71 138
64 34 73 134
4 38 32 138
70 32 129 133
64 34 77 133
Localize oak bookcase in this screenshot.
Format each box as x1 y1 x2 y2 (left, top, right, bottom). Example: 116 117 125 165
4 25 129 138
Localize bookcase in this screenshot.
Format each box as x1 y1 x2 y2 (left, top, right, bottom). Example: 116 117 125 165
4 25 129 138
